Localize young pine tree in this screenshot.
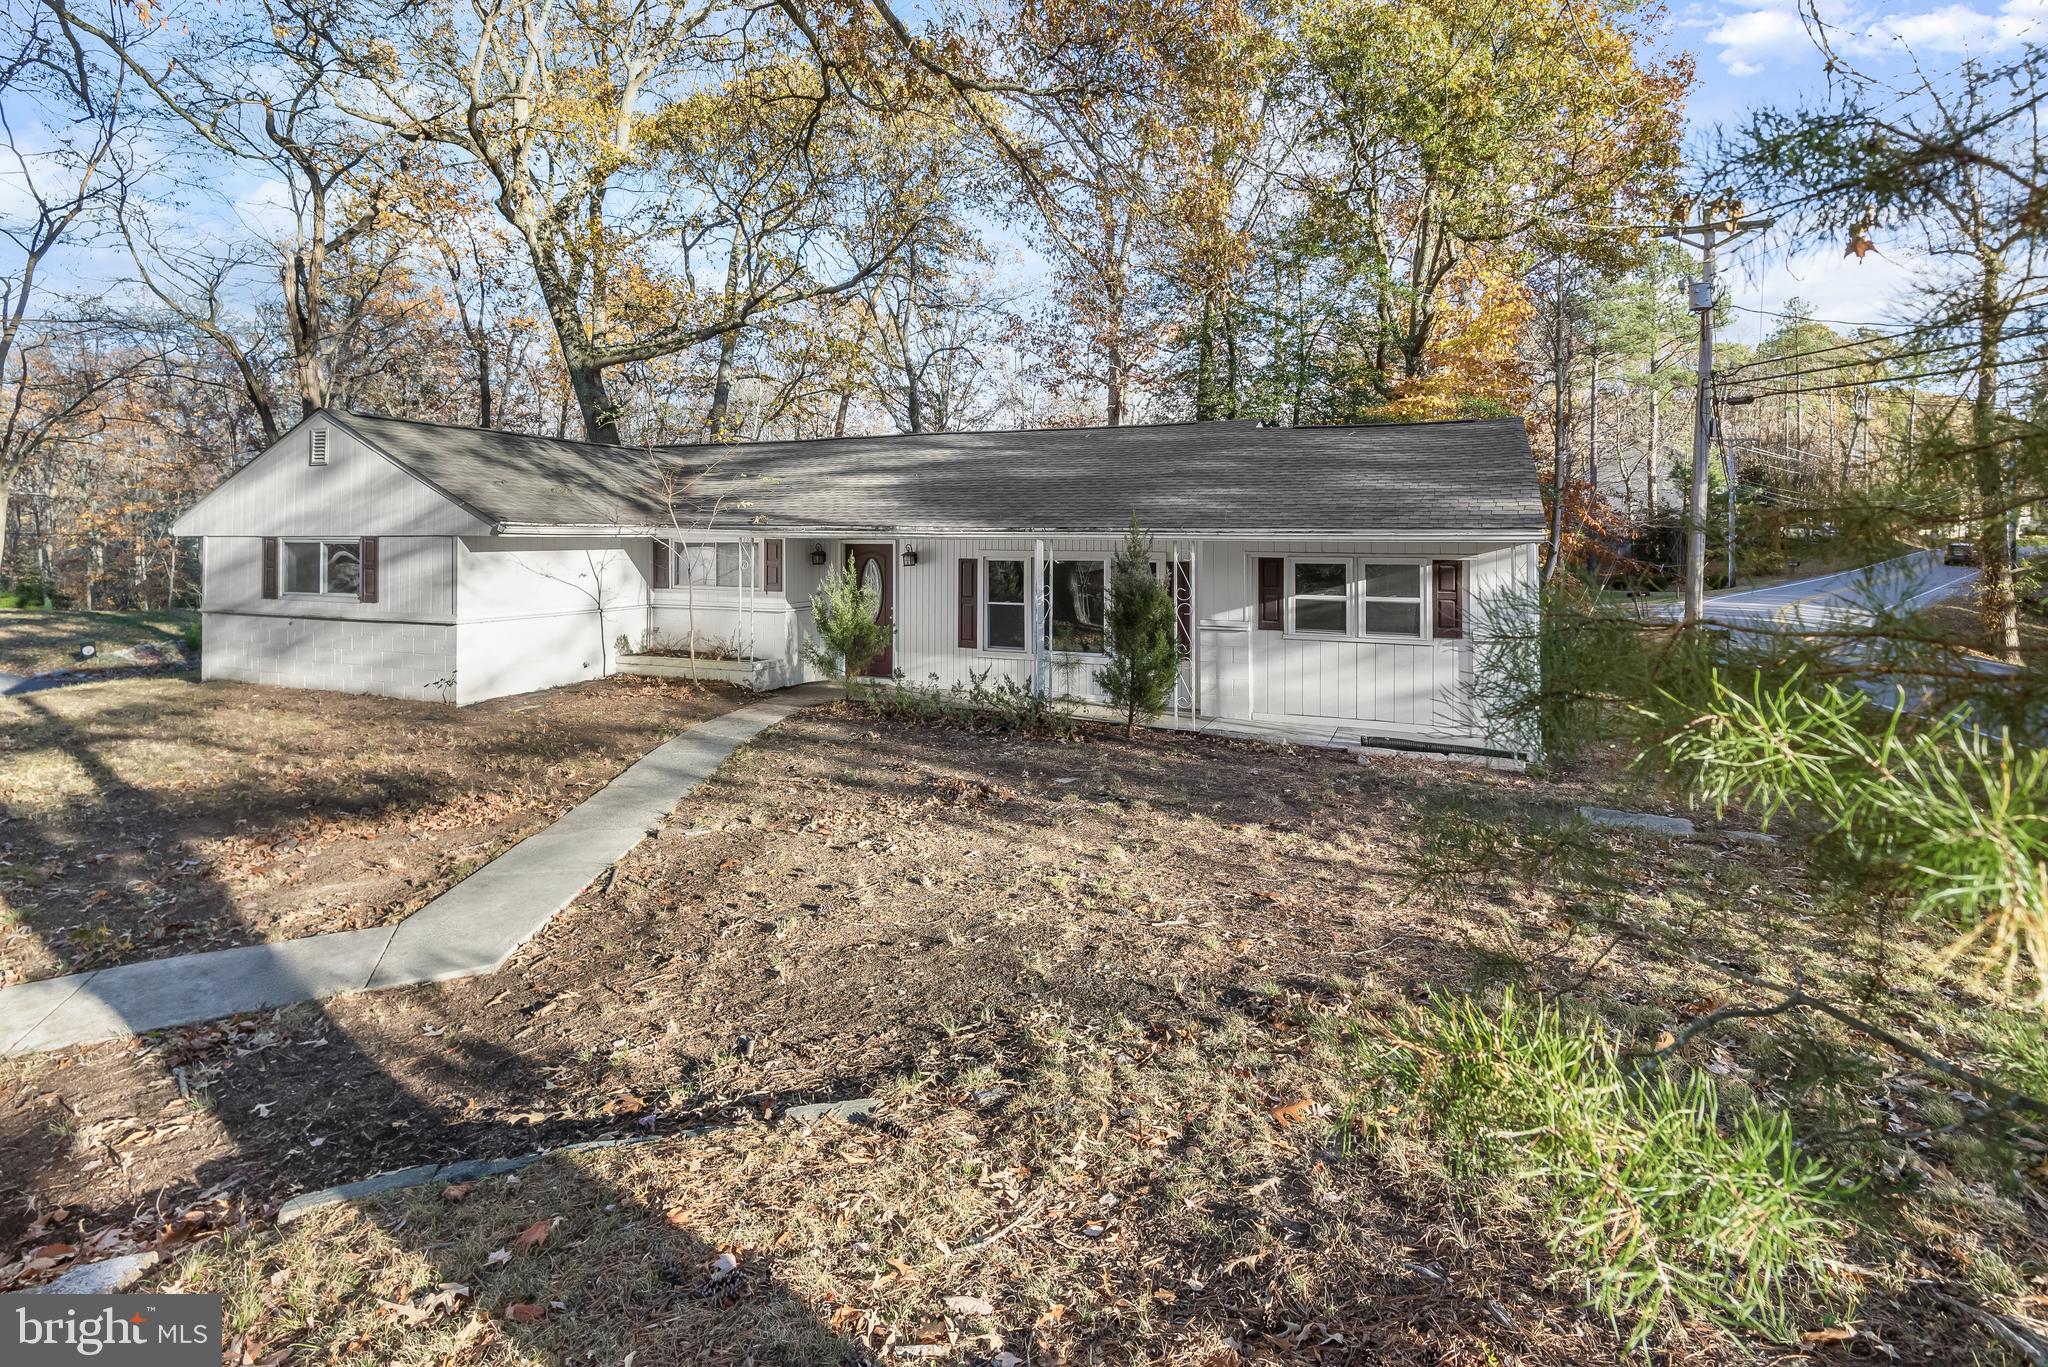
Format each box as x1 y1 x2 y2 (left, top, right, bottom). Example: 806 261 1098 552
804 556 892 685
1096 521 1182 737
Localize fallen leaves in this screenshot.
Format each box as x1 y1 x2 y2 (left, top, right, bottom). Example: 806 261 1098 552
1269 1098 1313 1128
503 1301 545 1323
511 1218 554 1252
441 1182 475 1203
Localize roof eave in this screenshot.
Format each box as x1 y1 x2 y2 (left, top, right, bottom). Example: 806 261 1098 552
490 521 1547 541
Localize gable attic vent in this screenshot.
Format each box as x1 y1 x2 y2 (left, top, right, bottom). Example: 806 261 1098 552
309 427 329 467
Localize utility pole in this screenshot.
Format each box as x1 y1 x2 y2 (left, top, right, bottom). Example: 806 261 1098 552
1668 199 1773 624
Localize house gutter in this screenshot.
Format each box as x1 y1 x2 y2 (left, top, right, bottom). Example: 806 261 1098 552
489 523 1548 542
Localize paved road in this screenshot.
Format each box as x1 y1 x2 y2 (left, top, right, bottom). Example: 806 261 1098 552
1683 551 1978 632
1642 551 1979 638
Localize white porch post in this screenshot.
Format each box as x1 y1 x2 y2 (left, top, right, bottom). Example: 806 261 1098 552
1030 537 1047 697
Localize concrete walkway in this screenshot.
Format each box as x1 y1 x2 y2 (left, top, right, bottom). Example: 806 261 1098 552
0 694 815 1057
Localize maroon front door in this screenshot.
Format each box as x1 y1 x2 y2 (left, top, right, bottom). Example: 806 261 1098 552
845 543 895 677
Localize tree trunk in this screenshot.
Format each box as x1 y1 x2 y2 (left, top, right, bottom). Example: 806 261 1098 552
567 354 623 445
474 342 494 429
1106 340 1125 427
1545 289 1570 582
1972 273 2022 664
833 389 852 437
1193 300 1217 421
1647 380 1660 516
705 328 741 442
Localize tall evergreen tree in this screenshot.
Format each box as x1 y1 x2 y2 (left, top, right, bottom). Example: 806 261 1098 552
1095 520 1181 737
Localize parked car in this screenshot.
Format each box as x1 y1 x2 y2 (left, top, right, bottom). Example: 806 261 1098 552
1944 540 1978 566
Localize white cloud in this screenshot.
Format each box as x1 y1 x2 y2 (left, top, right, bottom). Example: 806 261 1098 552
231 178 300 241
1850 0 2048 55
1700 0 2048 78
1707 3 1807 74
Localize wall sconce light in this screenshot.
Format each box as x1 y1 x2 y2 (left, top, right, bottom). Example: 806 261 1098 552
808 544 828 567
900 549 920 567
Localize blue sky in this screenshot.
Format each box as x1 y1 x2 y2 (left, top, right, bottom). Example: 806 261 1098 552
1679 0 2048 340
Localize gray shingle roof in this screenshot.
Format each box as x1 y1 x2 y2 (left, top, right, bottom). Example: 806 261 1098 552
334 410 1545 537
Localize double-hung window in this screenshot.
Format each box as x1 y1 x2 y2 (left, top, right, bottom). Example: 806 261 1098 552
985 559 1027 650
1290 561 1349 634
976 554 1111 654
1359 563 1424 636
283 539 361 597
1284 557 1427 640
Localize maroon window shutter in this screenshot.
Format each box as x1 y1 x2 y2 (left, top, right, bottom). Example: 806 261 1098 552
1173 562 1192 655
763 539 783 592
1256 556 1283 631
651 539 669 590
1433 559 1463 639
262 537 279 599
359 537 379 603
958 557 978 647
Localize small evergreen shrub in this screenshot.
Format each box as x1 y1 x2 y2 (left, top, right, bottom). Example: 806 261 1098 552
803 557 892 684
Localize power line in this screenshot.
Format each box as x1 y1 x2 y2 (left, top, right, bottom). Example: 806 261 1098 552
1729 351 2048 401
1722 324 2048 385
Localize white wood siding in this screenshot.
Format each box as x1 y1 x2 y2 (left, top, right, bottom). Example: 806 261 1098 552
174 417 490 537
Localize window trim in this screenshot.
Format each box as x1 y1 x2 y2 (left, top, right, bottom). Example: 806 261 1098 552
1357 560 1428 639
1042 554 1111 658
1287 559 1351 636
664 539 755 592
981 556 1028 653
280 537 363 600
1280 555 1432 643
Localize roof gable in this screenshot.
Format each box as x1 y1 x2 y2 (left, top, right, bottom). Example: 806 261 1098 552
172 414 493 537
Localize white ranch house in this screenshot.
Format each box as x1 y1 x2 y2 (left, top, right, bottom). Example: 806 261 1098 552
171 411 1544 749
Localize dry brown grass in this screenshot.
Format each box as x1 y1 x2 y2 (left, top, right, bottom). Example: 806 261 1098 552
0 609 195 676
0 674 743 983
5 704 2043 1362
156 998 1648 1366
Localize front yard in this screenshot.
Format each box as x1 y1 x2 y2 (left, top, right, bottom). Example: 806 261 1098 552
2 699 2043 1361
0 675 743 984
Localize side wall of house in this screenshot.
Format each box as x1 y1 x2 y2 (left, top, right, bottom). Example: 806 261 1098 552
189 418 486 702
454 537 653 705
